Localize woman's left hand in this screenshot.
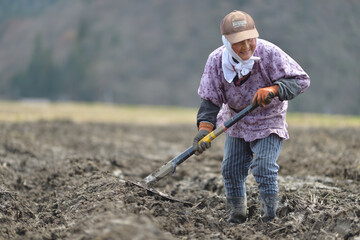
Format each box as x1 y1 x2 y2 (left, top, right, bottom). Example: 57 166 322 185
252 85 279 107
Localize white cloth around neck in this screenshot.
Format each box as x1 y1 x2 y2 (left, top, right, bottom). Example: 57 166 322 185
221 35 260 83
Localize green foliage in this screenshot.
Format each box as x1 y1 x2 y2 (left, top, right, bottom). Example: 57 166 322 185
10 18 100 101
11 36 60 99
60 18 98 101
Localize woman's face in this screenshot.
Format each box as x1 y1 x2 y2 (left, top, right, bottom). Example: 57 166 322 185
231 38 256 61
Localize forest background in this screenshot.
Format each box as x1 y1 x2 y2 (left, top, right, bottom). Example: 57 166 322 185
0 0 359 115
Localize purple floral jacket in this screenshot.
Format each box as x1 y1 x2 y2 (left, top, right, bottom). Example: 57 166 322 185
198 39 310 141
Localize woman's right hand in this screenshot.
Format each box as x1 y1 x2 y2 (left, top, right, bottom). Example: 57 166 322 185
192 129 211 155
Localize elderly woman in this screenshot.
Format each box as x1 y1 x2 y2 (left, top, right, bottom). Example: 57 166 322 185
192 10 310 223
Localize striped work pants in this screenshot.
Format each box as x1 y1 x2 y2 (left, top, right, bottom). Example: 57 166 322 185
222 133 283 197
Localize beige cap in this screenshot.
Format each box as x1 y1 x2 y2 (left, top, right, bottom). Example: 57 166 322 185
220 10 259 44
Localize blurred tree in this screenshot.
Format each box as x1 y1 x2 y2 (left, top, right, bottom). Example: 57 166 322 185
60 17 100 101
10 35 60 99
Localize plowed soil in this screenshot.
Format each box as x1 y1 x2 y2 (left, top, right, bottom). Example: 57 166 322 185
0 120 359 239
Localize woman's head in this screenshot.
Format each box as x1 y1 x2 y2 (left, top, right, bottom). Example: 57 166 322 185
220 10 259 60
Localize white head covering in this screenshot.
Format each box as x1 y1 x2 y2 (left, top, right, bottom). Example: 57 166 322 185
221 35 260 83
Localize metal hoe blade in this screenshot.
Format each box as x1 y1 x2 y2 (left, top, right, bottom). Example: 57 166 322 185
125 179 192 206
144 161 174 185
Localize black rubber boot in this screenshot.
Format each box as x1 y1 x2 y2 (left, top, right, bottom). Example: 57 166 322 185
226 196 247 224
259 193 278 222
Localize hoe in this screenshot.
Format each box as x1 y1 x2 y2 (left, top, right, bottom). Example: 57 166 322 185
126 99 271 204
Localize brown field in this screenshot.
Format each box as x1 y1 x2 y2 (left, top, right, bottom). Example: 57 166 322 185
0 102 359 239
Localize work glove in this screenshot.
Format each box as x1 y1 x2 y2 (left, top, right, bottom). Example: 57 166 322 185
252 85 279 107
193 122 213 155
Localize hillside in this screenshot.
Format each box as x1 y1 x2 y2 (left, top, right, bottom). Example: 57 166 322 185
0 0 359 114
